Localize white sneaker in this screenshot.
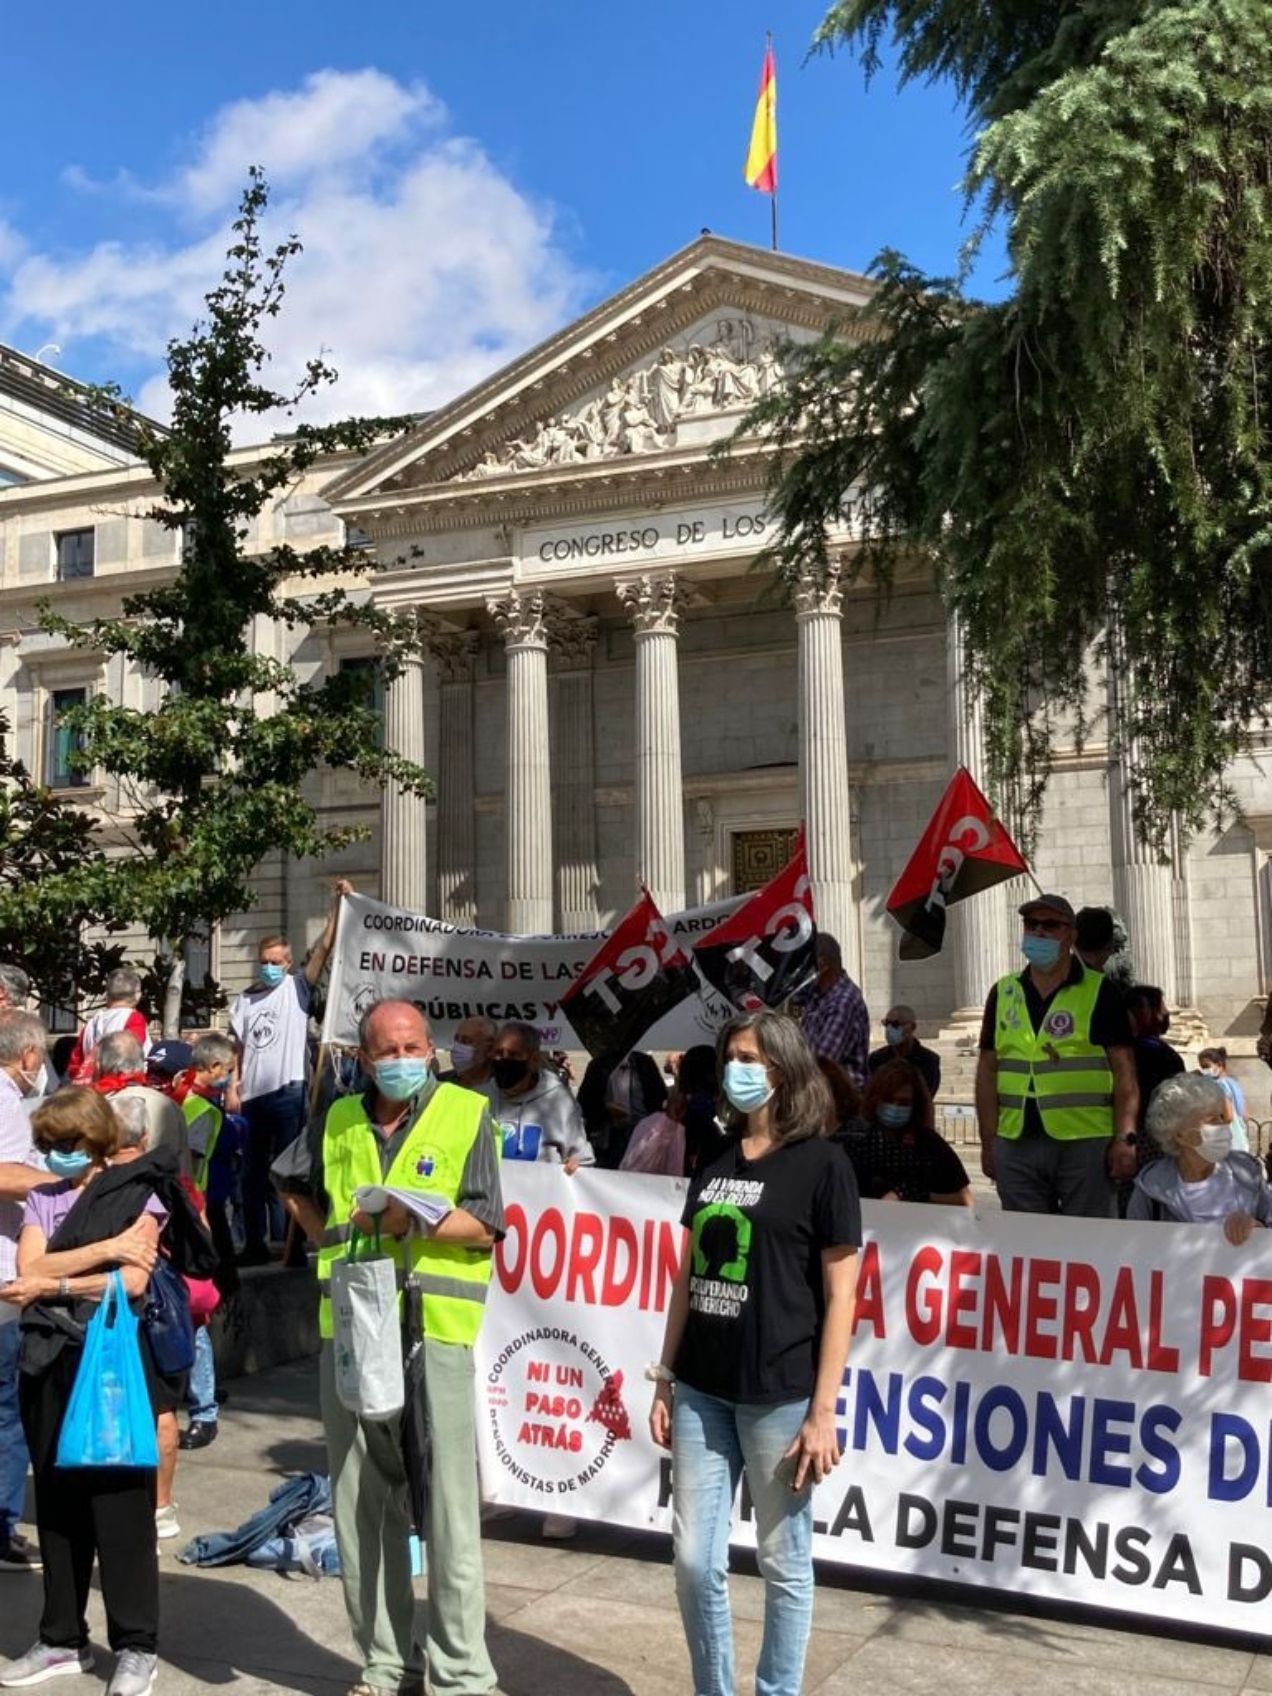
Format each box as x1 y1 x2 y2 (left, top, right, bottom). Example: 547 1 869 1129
106 1650 157 1696
154 1505 180 1542
0 1642 94 1686
541 1514 577 1540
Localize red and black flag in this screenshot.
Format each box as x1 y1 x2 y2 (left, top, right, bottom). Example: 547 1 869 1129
560 889 699 1061
886 767 1029 961
693 828 816 1010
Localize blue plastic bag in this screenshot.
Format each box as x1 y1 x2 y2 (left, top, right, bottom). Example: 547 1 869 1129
57 1270 159 1469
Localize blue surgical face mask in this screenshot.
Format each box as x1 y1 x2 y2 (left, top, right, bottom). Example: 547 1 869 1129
46 1146 93 1180
877 1102 911 1130
1021 934 1062 970
884 1023 905 1047
373 1057 432 1102
722 1059 774 1115
448 1042 477 1075
259 962 287 988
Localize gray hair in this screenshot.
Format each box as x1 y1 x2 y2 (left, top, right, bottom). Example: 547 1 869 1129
357 998 431 1049
0 964 31 1009
0 1010 48 1064
496 1020 541 1057
1146 1073 1227 1158
111 1093 151 1151
192 1032 235 1070
97 1031 145 1076
716 1009 833 1145
105 966 142 1004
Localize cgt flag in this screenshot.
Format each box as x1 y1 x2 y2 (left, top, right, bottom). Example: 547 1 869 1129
693 828 816 1010
560 889 700 1062
886 767 1029 961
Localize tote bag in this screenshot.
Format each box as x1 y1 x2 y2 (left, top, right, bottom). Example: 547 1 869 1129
57 1271 159 1469
330 1226 405 1422
144 1258 196 1375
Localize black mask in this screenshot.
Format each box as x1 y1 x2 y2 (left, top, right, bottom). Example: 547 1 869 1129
493 1057 531 1091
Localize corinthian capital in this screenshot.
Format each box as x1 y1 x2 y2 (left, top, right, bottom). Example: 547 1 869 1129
616 572 681 635
793 560 844 618
486 589 548 650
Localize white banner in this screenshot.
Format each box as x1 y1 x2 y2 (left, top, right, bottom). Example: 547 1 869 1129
322 893 742 1050
477 1164 1272 1637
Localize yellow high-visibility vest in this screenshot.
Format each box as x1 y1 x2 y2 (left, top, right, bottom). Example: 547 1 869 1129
994 965 1114 1142
315 1084 496 1346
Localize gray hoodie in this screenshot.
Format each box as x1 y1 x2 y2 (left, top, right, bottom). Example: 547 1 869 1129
480 1068 595 1166
1128 1151 1272 1224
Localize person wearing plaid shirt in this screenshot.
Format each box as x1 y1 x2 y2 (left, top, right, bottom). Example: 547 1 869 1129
793 935 870 1088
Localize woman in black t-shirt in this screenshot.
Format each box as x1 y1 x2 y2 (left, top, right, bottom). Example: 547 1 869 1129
648 1011 860 1696
844 1060 972 1206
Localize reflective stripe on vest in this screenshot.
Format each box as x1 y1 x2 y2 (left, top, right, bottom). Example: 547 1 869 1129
994 966 1113 1142
315 1084 496 1345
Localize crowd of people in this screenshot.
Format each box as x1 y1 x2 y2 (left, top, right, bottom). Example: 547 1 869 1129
0 882 1267 1696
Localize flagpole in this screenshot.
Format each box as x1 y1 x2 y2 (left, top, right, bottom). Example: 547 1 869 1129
768 30 778 251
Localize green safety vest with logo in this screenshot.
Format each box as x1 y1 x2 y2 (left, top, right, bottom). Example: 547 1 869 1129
994 965 1114 1142
315 1084 496 1347
183 1092 223 1192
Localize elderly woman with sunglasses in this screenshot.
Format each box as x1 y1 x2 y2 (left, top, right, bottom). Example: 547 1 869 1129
1129 1073 1272 1240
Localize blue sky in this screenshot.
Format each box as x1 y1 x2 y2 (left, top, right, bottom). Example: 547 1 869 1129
0 0 1003 426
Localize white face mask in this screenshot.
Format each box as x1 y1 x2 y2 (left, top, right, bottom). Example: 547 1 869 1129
1197 1122 1233 1164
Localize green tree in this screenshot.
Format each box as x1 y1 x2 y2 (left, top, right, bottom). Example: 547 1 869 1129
748 0 1272 847
43 170 428 1029
0 709 127 1013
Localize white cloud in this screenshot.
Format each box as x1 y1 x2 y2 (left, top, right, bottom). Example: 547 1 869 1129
0 70 592 437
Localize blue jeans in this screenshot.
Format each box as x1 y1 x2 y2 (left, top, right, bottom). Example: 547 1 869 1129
0 1322 30 1540
672 1383 814 1696
242 1083 307 1249
188 1327 218 1425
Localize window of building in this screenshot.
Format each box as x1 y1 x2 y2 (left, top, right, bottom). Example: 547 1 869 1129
46 687 89 788
344 523 372 550
339 655 385 746
55 528 95 581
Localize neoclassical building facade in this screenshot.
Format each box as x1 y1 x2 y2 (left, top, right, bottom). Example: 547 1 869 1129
1 238 1269 1081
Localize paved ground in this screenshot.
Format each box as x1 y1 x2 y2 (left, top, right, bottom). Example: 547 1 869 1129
2 1356 1270 1695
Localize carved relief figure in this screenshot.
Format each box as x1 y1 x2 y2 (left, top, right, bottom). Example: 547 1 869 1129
457 327 789 478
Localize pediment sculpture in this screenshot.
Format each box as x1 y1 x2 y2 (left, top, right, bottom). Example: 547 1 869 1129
459 336 787 479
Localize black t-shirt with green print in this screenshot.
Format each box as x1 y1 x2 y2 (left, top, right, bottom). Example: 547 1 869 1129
673 1135 861 1406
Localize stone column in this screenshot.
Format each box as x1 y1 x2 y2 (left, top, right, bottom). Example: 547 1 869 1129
794 563 860 975
380 652 429 911
1107 648 1179 999
616 574 686 914
551 620 602 932
946 613 1010 1019
488 590 554 934
436 633 478 926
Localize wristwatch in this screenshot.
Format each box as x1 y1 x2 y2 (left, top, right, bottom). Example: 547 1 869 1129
644 1362 674 1383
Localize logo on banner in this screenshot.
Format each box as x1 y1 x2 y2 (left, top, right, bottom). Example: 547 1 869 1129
485 1327 632 1500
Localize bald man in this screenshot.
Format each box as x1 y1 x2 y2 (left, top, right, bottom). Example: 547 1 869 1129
866 1004 942 1101
277 999 503 1696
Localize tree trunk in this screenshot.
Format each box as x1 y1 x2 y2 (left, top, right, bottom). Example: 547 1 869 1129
162 951 186 1038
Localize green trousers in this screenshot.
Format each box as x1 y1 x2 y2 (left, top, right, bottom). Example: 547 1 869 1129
319 1340 496 1694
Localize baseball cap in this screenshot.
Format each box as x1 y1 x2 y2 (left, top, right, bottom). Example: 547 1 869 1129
147 1039 194 1076
1018 893 1076 925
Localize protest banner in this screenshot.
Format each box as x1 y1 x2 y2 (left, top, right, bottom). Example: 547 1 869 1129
323 893 741 1050
477 1163 1272 1637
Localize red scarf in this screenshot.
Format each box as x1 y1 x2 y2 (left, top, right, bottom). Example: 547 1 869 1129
94 1071 147 1095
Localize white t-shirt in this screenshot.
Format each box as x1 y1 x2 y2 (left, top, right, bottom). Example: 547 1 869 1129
230 972 312 1102
1177 1163 1241 1224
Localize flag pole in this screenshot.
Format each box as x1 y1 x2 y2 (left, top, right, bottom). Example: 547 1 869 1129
768 31 778 251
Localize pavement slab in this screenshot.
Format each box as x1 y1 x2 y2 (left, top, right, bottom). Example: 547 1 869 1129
0 1353 1263 1695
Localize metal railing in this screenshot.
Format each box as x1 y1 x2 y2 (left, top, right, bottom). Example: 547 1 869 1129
934 1106 1272 1162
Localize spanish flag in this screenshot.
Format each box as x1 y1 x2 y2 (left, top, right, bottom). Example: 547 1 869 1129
744 42 777 194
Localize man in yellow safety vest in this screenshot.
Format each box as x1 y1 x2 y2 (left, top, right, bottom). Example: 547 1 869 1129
975 893 1139 1215
278 999 505 1696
